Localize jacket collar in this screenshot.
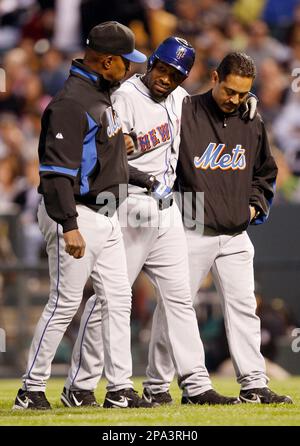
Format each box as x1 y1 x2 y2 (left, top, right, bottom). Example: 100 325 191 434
70 59 119 92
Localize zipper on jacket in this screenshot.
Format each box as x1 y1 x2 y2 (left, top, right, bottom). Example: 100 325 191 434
223 116 227 127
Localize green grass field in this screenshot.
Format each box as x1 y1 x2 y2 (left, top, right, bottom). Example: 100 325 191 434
0 377 299 426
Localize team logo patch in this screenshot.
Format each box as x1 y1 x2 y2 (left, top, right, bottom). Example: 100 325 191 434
176 46 186 60
194 142 246 170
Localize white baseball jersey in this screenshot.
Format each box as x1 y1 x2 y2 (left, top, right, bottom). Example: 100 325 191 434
112 74 188 194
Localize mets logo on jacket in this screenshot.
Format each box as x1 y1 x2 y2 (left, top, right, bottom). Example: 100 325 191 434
194 142 246 170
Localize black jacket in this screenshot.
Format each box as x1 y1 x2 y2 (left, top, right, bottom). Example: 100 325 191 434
38 59 128 232
177 90 278 234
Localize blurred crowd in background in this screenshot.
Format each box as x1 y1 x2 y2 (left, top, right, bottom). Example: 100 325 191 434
0 0 300 375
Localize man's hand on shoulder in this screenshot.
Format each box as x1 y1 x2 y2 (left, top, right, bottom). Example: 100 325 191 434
241 92 258 121
63 229 86 258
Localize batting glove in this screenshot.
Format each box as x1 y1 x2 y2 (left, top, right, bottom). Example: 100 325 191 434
148 176 173 210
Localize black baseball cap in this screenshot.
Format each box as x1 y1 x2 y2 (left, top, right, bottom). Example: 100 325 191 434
86 21 147 63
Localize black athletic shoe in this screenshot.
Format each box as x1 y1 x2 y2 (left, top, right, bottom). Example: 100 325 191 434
181 389 240 405
103 388 154 408
61 387 100 407
142 388 173 405
12 388 51 410
240 387 293 404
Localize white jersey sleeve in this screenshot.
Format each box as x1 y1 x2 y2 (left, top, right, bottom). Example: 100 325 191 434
112 74 189 193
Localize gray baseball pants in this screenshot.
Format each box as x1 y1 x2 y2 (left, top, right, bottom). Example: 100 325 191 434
65 196 212 396
22 201 133 392
144 227 269 393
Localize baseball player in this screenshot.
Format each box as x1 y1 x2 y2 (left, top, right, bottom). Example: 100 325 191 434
144 52 293 404
13 21 152 410
62 39 259 408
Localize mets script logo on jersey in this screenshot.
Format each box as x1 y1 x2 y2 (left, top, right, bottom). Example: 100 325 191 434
106 106 122 138
194 142 246 170
176 46 186 59
138 122 171 152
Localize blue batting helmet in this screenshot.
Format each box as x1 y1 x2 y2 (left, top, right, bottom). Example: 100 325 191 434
147 37 195 77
